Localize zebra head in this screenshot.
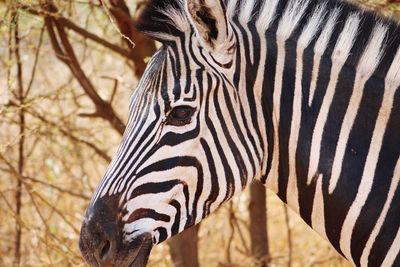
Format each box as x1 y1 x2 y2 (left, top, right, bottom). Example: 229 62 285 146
80 0 264 266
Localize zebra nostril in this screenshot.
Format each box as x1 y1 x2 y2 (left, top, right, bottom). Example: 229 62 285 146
99 240 112 262
80 195 123 266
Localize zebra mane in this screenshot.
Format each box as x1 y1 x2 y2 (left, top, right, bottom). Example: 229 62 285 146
135 0 400 81
135 0 399 37
135 0 189 41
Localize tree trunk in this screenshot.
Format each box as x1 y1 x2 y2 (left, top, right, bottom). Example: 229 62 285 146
249 180 269 267
168 225 200 267
11 8 25 267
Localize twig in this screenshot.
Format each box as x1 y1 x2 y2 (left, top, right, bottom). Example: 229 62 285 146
24 25 45 97
28 109 111 162
100 0 157 76
25 187 81 257
0 153 91 201
100 75 119 104
231 213 250 255
99 0 136 48
17 3 133 59
0 191 80 261
31 190 80 234
283 205 293 267
225 202 235 264
23 175 91 200
59 15 133 58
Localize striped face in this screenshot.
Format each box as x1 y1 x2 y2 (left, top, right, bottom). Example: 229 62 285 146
98 43 242 244
79 0 400 266
80 1 261 266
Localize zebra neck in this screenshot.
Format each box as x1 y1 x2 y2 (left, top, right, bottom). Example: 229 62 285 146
229 0 400 188
227 0 400 264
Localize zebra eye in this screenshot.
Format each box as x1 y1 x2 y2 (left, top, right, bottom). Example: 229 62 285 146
167 106 195 126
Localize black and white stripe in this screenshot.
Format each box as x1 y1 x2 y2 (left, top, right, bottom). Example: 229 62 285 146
85 0 400 266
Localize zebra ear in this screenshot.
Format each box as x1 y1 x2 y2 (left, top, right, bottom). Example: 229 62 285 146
186 0 233 55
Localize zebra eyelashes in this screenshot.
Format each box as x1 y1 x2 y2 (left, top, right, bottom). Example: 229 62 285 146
166 106 196 126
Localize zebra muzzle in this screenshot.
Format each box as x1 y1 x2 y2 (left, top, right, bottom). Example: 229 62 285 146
79 196 153 267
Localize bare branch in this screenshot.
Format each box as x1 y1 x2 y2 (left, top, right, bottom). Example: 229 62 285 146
58 16 132 58
25 25 45 97
43 5 126 134
19 1 156 77
9 7 25 266
100 75 119 104
18 3 133 59
31 190 81 234
24 176 91 201
27 109 111 162
0 153 91 201
103 0 157 76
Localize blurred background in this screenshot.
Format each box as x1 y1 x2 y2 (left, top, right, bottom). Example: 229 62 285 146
1 1 399 266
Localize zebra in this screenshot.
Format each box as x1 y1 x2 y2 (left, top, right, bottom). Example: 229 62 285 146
79 0 400 266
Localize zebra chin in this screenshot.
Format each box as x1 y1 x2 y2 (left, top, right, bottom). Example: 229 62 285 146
79 194 154 267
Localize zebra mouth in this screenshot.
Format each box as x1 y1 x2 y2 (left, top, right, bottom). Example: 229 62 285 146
79 230 153 267
103 233 153 267
126 235 153 267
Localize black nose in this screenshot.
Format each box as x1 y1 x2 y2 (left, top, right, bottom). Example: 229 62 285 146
79 196 120 266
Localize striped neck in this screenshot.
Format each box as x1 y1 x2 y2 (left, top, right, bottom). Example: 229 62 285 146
226 0 400 187
228 1 400 263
